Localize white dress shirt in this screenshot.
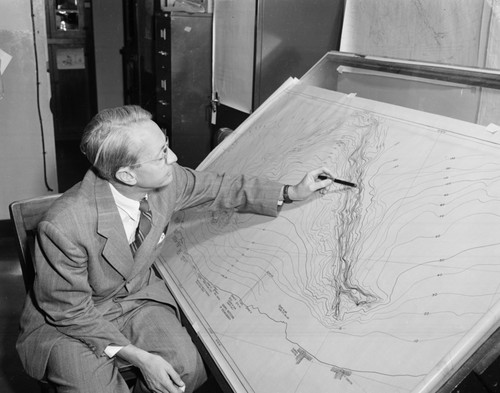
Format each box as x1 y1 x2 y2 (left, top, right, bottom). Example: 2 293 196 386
104 183 146 358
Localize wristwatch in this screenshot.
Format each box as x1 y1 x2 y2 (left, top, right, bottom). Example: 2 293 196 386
283 185 293 204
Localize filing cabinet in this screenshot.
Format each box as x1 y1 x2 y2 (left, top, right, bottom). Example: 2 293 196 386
154 12 213 169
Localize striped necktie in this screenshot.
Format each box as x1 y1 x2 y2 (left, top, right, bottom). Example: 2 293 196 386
130 197 152 254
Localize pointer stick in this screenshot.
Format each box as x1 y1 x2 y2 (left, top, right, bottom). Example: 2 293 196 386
318 174 357 188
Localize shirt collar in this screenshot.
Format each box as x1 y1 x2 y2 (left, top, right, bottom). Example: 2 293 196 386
108 183 145 222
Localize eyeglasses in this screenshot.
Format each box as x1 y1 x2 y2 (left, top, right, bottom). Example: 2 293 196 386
130 137 170 167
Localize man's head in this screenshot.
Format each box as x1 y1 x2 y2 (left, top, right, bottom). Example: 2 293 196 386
80 105 177 192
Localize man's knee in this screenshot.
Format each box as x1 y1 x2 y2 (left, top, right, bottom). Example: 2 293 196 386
47 338 129 393
179 342 207 393
122 303 208 391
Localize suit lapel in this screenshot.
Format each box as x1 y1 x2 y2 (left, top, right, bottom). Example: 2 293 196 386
95 179 134 279
92 177 174 284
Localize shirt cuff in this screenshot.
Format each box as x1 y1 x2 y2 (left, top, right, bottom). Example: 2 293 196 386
277 185 285 206
104 345 123 358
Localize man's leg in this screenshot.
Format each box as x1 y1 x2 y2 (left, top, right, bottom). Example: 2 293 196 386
121 302 207 393
46 336 130 393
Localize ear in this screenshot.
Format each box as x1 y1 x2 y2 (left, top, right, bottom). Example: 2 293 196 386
115 167 137 185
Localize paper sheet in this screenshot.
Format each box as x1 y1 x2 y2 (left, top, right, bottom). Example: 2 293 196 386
212 0 255 113
340 0 487 67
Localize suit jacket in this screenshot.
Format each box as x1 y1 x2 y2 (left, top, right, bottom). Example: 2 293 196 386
17 164 282 379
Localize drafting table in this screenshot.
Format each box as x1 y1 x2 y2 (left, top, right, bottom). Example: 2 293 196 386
155 52 500 393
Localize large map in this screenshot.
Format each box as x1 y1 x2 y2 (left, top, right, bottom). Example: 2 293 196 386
156 81 500 393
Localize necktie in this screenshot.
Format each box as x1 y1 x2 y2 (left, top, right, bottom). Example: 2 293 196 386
130 198 152 254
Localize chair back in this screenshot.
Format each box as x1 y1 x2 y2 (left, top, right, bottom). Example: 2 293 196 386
9 194 62 292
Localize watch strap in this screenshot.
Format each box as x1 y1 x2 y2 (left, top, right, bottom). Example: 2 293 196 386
283 185 293 204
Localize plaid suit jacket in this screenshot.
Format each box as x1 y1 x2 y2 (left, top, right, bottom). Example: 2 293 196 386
16 164 282 379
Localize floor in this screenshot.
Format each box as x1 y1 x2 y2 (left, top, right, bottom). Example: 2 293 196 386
0 236 40 392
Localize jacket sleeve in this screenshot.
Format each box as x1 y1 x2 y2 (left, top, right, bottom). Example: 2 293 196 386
33 220 131 356
172 164 283 216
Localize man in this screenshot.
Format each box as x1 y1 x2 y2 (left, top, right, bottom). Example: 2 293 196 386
16 105 334 393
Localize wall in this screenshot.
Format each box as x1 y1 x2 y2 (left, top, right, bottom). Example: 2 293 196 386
0 0 57 220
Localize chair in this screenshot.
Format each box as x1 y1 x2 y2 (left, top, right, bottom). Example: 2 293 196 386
9 194 139 392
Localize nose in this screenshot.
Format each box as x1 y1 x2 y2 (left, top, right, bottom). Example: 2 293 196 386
165 147 177 164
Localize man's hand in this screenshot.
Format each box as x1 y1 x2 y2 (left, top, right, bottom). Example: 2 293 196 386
287 167 336 201
118 344 185 393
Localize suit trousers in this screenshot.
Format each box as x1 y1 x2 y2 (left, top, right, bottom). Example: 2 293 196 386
46 300 207 393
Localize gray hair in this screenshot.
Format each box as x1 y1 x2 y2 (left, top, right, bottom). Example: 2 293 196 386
80 105 153 181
